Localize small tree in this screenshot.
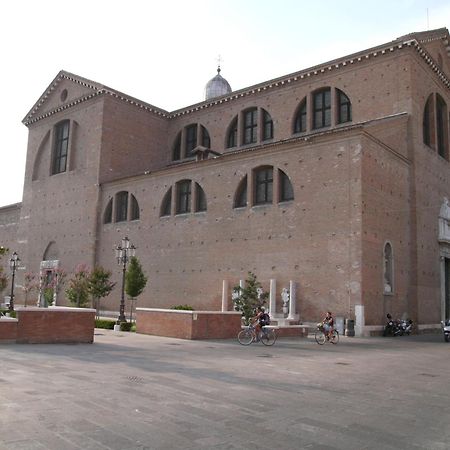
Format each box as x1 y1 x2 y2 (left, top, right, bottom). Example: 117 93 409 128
0 246 8 294
88 266 116 319
232 272 269 325
66 264 90 308
125 257 147 322
23 272 39 307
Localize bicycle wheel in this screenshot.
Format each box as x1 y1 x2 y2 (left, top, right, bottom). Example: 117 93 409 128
315 329 326 345
238 329 254 345
330 330 339 344
261 329 276 346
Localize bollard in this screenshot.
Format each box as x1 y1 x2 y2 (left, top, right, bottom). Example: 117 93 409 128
345 319 355 337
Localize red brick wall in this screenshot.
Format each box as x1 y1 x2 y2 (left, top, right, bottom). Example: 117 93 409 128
0 318 18 342
136 308 242 339
16 307 95 344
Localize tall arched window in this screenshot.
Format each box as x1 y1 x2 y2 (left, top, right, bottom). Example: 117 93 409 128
227 116 238 148
383 242 394 294
195 183 207 212
52 120 70 175
423 93 448 160
262 109 273 141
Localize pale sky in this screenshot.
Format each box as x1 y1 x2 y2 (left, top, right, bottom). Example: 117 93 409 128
1 0 449 207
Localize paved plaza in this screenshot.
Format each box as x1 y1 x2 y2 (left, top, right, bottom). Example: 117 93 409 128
0 330 449 450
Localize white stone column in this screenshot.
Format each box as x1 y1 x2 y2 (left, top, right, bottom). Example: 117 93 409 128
287 280 296 320
222 280 228 312
269 279 276 317
355 304 365 337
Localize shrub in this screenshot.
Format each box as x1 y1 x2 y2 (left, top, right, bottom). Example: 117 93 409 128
171 304 194 310
95 319 116 329
120 322 133 332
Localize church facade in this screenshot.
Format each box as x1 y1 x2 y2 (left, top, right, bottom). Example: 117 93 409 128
1 28 450 333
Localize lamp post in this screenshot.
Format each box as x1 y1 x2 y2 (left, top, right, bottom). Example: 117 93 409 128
115 237 136 323
9 252 20 312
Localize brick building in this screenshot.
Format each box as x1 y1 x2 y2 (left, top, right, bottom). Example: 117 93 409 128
1 28 450 333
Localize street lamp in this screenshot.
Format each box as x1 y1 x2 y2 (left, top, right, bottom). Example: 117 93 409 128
9 252 20 312
115 237 136 323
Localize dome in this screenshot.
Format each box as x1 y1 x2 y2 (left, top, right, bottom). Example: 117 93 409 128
204 67 232 100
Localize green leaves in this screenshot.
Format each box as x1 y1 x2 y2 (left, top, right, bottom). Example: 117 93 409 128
232 272 268 325
125 257 147 299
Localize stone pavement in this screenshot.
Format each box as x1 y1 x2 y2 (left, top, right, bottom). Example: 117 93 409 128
0 330 449 450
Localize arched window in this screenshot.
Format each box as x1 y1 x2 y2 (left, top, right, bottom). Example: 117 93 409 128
103 199 113 224
52 120 70 175
436 94 448 159
234 176 248 208
279 170 294 202
130 194 140 221
172 124 211 161
227 117 238 148
383 242 394 294
195 183 207 212
160 188 172 217
294 98 307 134
262 109 273 141
423 95 433 147
115 191 128 223
423 93 449 160
337 89 352 124
313 88 331 129
254 166 273 205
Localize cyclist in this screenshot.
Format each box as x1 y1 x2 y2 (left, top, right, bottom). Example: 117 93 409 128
322 311 334 340
253 306 270 339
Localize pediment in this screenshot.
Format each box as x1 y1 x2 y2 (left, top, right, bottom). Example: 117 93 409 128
22 70 104 126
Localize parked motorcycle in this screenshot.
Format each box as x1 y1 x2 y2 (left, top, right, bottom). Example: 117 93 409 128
383 314 413 336
441 319 450 342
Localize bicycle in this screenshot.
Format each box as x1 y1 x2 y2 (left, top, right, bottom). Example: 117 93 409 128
238 323 276 346
314 323 339 345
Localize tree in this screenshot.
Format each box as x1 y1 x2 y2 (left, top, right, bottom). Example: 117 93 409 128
88 266 116 319
0 246 8 294
125 257 147 322
65 264 90 308
23 272 39 307
232 272 269 325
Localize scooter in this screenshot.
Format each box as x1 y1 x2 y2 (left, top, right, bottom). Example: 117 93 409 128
383 314 398 336
441 319 450 342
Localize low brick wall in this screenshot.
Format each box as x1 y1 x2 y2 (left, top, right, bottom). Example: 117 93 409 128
0 317 18 343
136 308 242 339
16 307 95 344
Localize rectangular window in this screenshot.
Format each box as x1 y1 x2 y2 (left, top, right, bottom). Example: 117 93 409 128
228 120 238 148
185 125 197 157
243 109 258 145
52 121 70 174
176 181 191 214
313 89 331 129
254 167 273 205
115 192 128 222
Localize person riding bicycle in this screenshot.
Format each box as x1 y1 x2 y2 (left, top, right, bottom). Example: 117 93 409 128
322 311 334 340
253 306 270 339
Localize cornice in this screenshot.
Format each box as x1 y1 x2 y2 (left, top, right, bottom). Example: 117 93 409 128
169 34 450 119
23 29 450 126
